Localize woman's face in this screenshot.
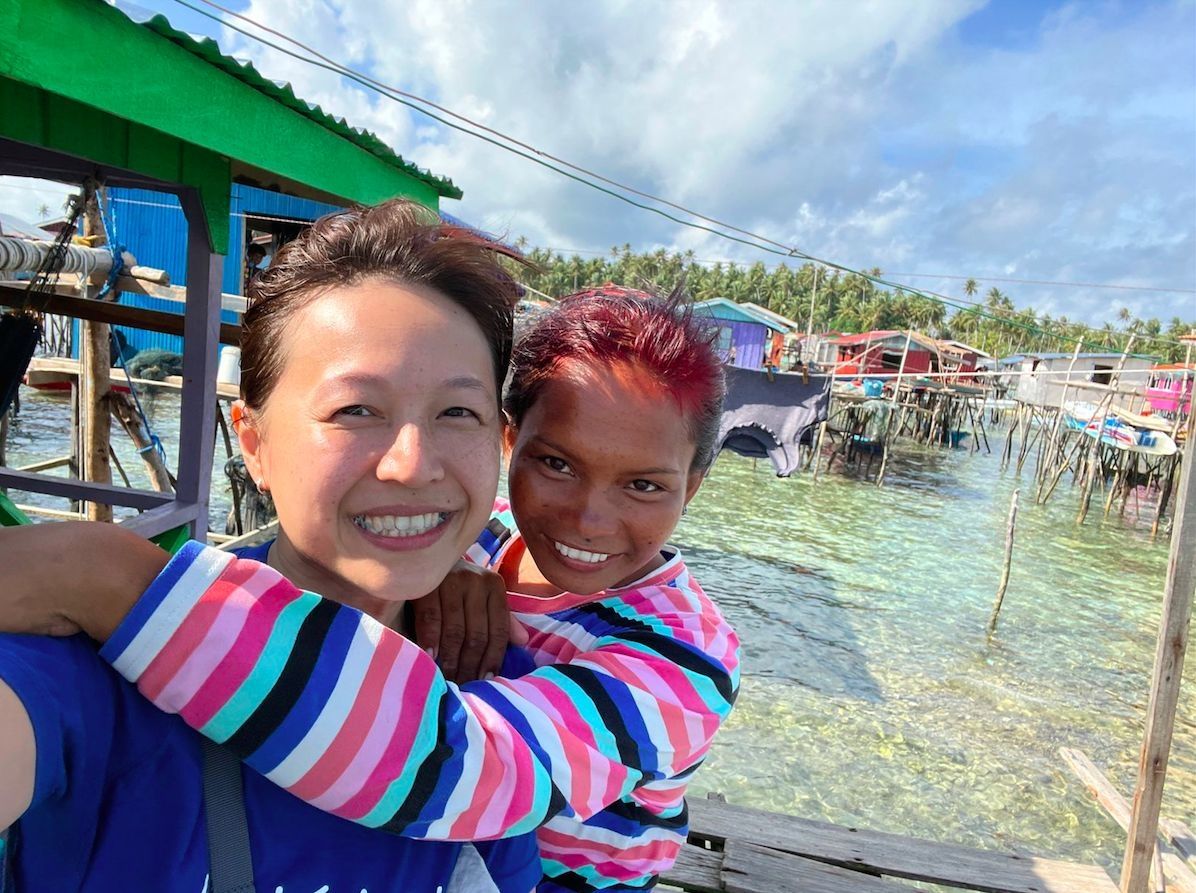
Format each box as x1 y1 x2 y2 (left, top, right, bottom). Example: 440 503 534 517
238 278 502 615
506 360 704 595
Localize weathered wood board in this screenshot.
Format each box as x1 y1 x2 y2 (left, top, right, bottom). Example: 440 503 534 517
685 797 1117 893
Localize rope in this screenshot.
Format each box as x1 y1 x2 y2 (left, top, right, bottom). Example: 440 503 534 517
94 188 126 301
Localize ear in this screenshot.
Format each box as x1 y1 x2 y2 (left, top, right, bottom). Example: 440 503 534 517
683 468 705 507
233 400 268 490
502 417 518 459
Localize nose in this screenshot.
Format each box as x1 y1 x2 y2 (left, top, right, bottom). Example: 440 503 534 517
572 487 619 542
376 423 446 487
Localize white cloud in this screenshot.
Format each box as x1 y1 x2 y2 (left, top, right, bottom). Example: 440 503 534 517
4 0 1191 327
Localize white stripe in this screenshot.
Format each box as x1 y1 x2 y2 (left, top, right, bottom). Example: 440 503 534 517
489 681 577 804
541 810 684 849
110 546 235 681
421 686 488 838
266 619 382 786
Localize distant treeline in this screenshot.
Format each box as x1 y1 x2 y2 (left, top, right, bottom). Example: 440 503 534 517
513 242 1195 363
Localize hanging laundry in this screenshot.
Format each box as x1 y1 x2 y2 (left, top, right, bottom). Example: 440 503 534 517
716 365 831 477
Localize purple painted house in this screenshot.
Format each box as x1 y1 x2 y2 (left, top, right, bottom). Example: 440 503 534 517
693 297 796 369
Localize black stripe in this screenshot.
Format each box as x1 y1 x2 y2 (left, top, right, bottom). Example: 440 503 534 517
222 598 339 756
598 795 689 831
381 694 458 832
485 517 512 558
543 870 658 892
579 603 737 705
553 664 641 770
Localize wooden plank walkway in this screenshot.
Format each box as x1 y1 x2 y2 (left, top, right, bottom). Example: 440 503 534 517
660 797 1118 893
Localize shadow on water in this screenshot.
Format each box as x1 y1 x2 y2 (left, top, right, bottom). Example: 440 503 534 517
683 543 885 702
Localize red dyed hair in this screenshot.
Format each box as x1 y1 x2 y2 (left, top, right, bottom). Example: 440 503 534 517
505 284 726 470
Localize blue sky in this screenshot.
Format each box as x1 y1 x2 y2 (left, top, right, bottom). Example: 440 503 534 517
3 0 1192 329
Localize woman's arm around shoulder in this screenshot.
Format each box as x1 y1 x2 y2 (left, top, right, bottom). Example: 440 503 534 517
83 542 741 840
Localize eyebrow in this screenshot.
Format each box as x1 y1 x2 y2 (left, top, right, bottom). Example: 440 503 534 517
325 372 492 393
443 376 491 392
534 435 683 477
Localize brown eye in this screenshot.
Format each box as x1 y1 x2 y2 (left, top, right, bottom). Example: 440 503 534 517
630 479 663 493
542 456 573 475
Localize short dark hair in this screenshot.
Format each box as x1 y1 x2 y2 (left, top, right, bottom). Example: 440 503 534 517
505 285 726 471
241 199 526 410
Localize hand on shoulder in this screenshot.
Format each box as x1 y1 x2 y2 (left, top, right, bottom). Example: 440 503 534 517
0 522 168 640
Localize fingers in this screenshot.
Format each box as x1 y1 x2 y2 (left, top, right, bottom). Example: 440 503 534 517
480 572 512 679
411 563 513 684
411 589 443 661
437 581 468 684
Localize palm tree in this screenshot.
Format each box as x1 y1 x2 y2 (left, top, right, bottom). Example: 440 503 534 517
964 278 979 299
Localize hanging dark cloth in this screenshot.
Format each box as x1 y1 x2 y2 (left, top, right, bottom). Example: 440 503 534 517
0 311 40 418
716 365 831 476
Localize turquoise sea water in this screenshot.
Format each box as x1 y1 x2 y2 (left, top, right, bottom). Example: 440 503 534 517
5 389 1191 874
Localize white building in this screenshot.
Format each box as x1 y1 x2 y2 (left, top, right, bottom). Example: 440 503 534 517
1002 352 1155 408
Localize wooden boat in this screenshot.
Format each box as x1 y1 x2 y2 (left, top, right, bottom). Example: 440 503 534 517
25 357 131 394
23 356 238 401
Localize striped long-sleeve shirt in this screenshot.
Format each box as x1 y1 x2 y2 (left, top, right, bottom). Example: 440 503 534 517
98 510 740 891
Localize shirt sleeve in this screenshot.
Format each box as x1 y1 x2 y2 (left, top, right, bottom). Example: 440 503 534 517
0 635 111 812
96 541 740 842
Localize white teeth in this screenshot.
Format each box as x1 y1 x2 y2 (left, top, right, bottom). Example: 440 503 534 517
552 540 611 564
354 512 445 537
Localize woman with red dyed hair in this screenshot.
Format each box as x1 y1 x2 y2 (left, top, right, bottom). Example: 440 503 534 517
0 285 740 892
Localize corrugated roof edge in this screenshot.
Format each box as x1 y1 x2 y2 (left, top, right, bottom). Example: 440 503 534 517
141 13 462 200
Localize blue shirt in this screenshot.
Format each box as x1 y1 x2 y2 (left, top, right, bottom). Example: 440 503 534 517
0 541 540 893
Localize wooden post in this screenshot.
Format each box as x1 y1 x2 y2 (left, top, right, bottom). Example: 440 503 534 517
804 267 819 363
811 420 828 481
988 488 1020 635
80 186 112 522
1078 336 1137 525
109 392 173 492
1120 415 1196 893
174 192 225 543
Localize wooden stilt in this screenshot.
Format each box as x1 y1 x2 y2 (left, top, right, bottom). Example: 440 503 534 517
110 392 173 492
1121 415 1196 893
80 186 113 522
987 488 1020 636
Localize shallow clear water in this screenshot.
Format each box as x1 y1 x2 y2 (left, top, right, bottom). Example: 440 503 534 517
5 390 1191 873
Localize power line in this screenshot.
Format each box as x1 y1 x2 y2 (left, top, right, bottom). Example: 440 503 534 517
85 4 1196 352
166 2 1192 355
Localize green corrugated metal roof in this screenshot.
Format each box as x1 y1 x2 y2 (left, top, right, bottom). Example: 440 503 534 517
140 13 461 201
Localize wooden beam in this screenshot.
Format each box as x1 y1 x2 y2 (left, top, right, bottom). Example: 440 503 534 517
722 841 923 893
1060 748 1196 893
118 501 203 540
14 454 73 473
0 468 170 510
1122 421 1196 892
661 844 723 893
685 798 1116 893
175 191 224 543
0 284 241 346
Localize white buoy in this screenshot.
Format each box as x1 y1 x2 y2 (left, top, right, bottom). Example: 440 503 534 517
217 346 242 387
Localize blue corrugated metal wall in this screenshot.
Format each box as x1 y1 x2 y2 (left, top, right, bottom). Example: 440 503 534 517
80 184 342 356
